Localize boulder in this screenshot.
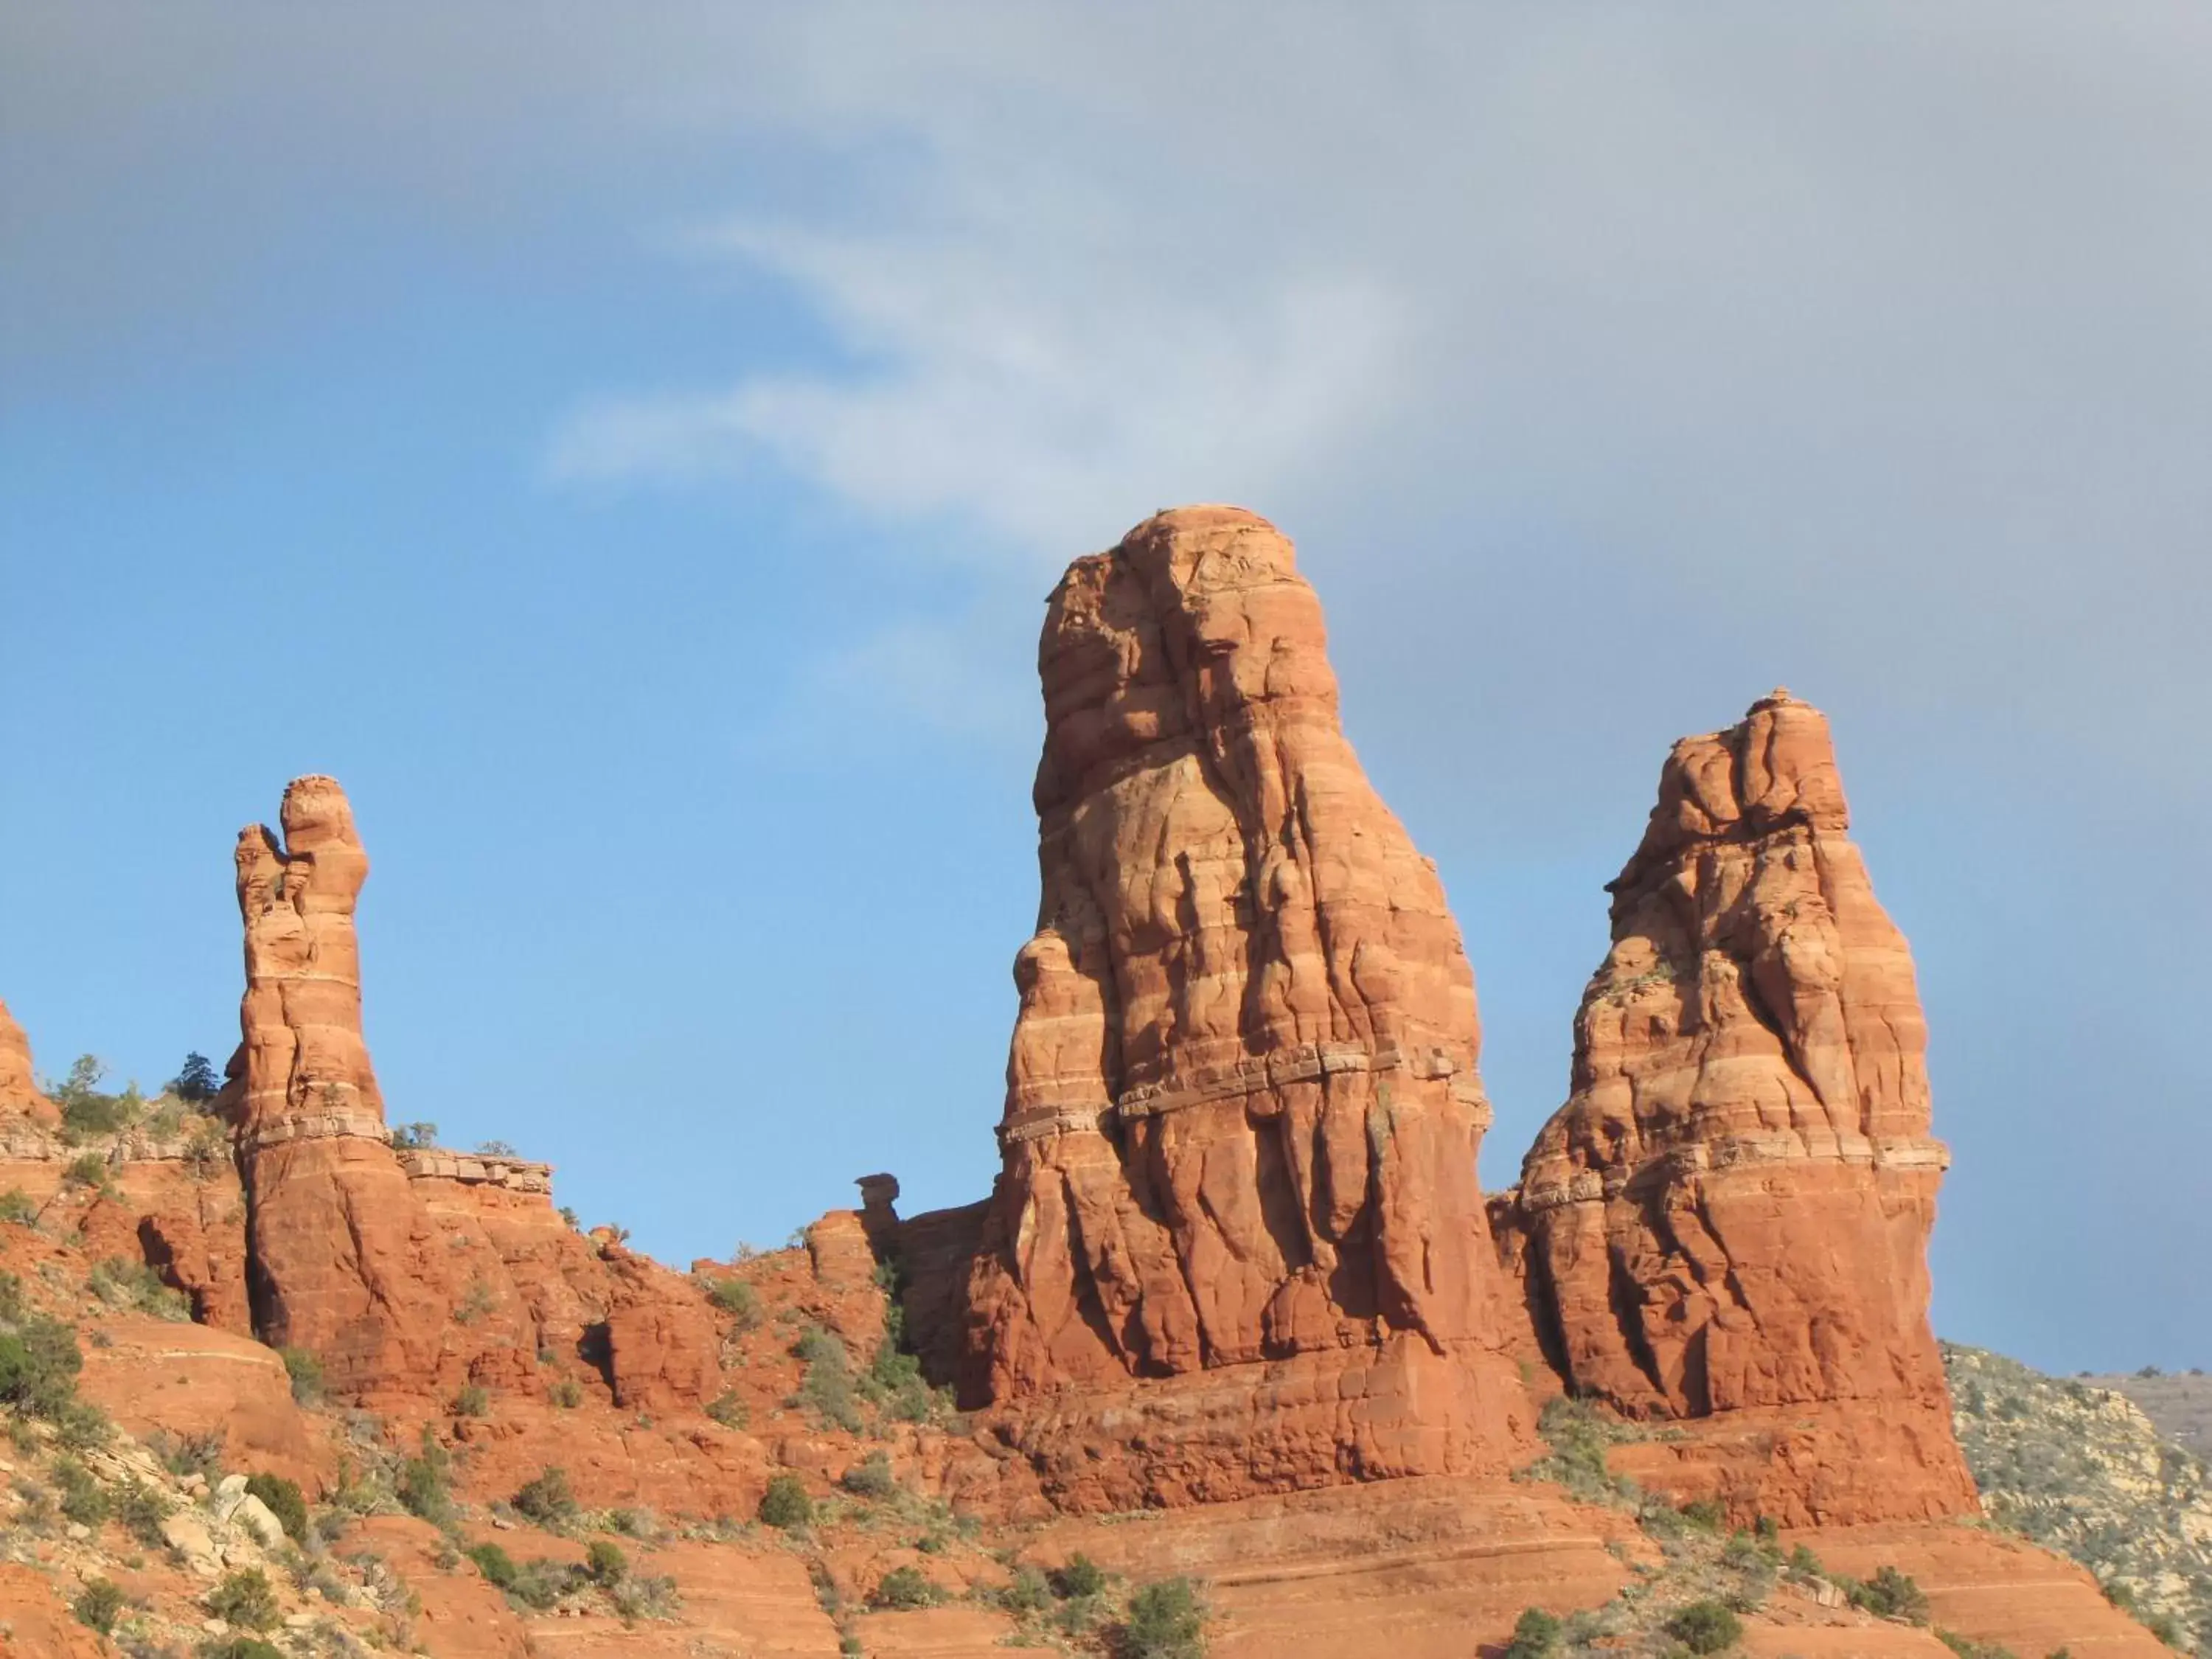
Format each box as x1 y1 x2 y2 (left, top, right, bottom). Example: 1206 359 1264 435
160 1509 224 1576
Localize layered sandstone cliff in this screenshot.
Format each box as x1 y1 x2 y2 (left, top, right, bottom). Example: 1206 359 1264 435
958 507 1534 1498
1509 692 1975 1521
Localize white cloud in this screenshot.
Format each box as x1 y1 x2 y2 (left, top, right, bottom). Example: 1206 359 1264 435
538 4 2211 746
552 218 1408 565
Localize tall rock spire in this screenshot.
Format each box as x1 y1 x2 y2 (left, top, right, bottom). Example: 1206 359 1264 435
961 508 1534 1494
232 776 528 1397
1512 692 1975 1521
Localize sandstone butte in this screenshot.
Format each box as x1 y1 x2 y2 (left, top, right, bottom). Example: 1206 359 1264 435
1501 689 1980 1526
0 507 2175 1658
955 504 1537 1509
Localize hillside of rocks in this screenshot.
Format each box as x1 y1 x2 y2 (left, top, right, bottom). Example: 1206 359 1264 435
0 505 2194 1658
2087 1369 2212 1458
1949 1343 2212 1648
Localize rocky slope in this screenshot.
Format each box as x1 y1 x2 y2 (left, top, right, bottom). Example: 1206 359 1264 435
1949 1342 2212 1648
2089 1369 2212 1457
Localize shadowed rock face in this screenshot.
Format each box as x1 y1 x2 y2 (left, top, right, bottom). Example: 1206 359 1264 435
962 508 1530 1458
1511 692 1975 1520
0 997 55 1125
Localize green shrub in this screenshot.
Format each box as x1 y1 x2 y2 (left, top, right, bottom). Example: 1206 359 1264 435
513 1466 578 1526
453 1279 495 1324
63 1152 111 1189
1679 1496 1726 1531
281 1347 324 1405
54 1057 132 1136
0 1189 36 1225
707 1278 762 1326
793 1326 863 1433
757 1474 813 1529
397 1430 454 1526
183 1120 229 1178
153 1426 226 1480
1527 1395 1641 1503
706 1388 747 1428
72 1576 126 1632
608 1571 681 1621
506 1557 571 1610
116 1478 173 1545
1721 1529 1770 1570
586 1539 629 1585
862 1337 940 1423
467 1541 520 1588
455 1383 490 1417
1122 1577 1207 1659
55 1456 111 1526
549 1376 583 1408
872 1565 942 1610
389 1121 439 1150
1053 1554 1107 1599
245 1472 308 1542
841 1451 897 1498
201 1641 285 1659
205 1567 281 1630
1503 1607 1563 1659
1848 1565 1931 1623
2144 1614 2184 1649
1001 1564 1052 1614
55 1398 111 1450
1666 1600 1744 1655
89 1256 189 1321
0 1313 83 1416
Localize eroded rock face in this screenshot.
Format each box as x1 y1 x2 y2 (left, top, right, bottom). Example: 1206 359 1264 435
0 997 55 1125
961 507 1532 1486
1512 692 1975 1521
230 776 531 1397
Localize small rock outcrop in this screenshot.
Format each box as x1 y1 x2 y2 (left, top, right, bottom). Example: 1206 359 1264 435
0 996 55 1125
229 776 529 1397
1510 692 1975 1521
959 507 1534 1496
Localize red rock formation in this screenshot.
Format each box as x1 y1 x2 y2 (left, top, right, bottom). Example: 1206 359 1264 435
1511 692 1975 1523
960 506 1534 1497
229 776 532 1398
0 997 56 1126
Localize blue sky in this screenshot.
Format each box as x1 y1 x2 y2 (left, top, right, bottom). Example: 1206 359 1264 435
3 4 2207 1373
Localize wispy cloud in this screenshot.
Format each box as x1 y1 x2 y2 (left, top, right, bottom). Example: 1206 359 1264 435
550 218 1408 563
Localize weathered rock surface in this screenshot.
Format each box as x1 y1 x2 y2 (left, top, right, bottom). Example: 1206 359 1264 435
959 506 1534 1493
1509 692 1975 1523
229 776 532 1397
0 997 56 1125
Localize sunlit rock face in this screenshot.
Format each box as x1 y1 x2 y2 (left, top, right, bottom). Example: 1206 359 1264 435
229 776 528 1397
1509 692 1976 1523
0 997 55 1127
959 507 1537 1501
